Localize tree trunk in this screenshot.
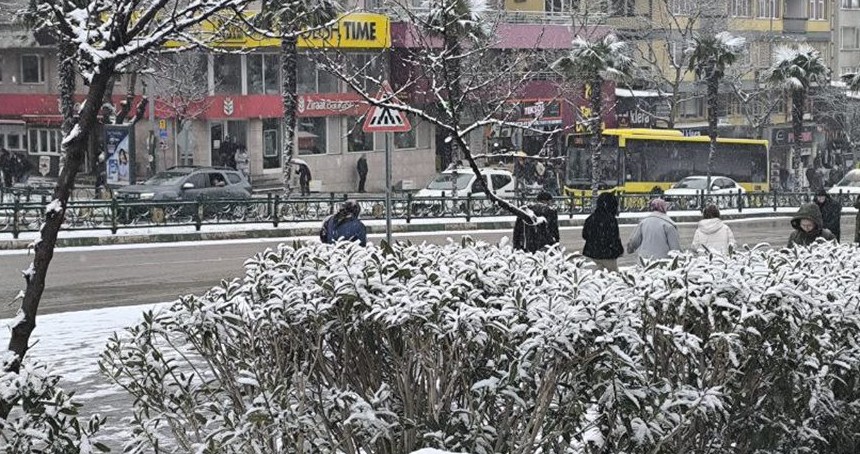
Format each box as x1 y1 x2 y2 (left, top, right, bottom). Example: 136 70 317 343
58 42 76 177
441 30 464 164
4 67 114 385
280 27 298 197
791 89 804 191
706 73 719 194
589 78 603 204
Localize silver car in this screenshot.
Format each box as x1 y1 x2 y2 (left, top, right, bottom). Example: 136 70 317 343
117 166 251 201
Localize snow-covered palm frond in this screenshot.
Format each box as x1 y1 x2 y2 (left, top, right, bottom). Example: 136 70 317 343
553 33 633 82
765 44 829 92
685 32 745 78
420 0 490 38
843 72 860 92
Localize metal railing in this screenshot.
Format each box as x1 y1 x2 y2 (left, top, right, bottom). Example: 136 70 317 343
0 189 854 239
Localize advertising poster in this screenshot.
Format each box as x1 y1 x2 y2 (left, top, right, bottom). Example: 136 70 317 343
104 125 134 186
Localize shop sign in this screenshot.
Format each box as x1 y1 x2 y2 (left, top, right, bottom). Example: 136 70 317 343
505 99 563 126
771 126 814 146
169 13 391 49
297 94 369 117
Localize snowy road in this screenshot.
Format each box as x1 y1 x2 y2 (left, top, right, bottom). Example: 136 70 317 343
0 215 856 319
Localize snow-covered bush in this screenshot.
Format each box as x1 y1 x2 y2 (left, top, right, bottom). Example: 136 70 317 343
100 239 860 453
0 352 108 453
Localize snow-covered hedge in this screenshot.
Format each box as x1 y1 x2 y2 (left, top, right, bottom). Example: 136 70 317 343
0 352 108 453
100 239 860 453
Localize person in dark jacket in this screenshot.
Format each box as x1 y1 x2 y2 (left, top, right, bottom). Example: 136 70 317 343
12 152 32 184
0 148 12 188
582 192 624 272
813 189 841 242
787 203 836 247
855 196 860 245
513 191 560 253
296 163 312 196
321 200 367 246
357 155 368 193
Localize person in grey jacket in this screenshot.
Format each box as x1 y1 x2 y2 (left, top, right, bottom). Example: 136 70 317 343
627 198 681 260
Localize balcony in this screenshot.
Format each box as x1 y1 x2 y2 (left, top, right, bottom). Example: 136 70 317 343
783 17 807 34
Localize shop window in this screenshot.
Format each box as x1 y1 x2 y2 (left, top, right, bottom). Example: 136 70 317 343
28 128 60 155
347 53 387 93
298 118 327 155
297 56 340 94
21 55 45 84
263 118 281 169
247 54 280 95
679 98 704 118
0 132 23 150
347 117 375 152
394 114 428 150
214 54 242 94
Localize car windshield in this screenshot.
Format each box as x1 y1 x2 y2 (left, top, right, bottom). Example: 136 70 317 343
426 173 473 191
673 178 707 189
836 171 860 188
143 172 188 186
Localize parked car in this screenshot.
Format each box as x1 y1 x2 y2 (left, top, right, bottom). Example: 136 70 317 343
116 166 252 201
663 175 745 209
415 167 516 199
827 169 860 196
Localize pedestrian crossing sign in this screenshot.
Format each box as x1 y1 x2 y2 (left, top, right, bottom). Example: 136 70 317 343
363 81 412 133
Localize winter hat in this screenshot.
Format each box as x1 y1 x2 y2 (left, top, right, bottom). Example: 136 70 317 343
536 191 553 202
342 200 361 216
649 198 669 214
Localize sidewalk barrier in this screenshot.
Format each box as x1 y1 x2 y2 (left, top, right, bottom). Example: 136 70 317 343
0 191 854 238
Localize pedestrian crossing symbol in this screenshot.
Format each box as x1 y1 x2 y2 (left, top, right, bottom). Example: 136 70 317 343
363 81 412 133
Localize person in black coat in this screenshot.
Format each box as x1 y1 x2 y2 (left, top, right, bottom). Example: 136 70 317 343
513 191 560 253
814 189 842 242
296 163 312 196
582 192 624 272
357 155 368 193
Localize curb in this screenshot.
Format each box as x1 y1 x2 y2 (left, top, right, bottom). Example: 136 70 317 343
0 210 798 251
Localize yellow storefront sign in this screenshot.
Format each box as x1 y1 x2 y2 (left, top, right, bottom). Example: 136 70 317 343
167 12 390 49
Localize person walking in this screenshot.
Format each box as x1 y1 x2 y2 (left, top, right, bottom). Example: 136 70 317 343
357 155 368 193
854 196 860 245
513 191 560 253
582 192 624 271
13 152 32 185
296 162 312 196
813 189 842 242
787 203 836 247
235 147 250 183
626 198 681 260
320 200 367 246
691 204 735 254
0 148 12 188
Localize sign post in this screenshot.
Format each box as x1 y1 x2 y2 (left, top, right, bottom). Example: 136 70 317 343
362 81 411 245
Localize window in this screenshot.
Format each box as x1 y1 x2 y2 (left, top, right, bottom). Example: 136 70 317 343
671 0 695 15
347 53 387 93
297 56 339 94
227 173 242 184
731 0 752 16
213 54 242 94
298 117 327 155
679 98 705 118
0 132 23 150
247 54 280 95
610 0 635 16
21 55 45 84
809 0 826 19
186 173 208 188
843 27 860 49
393 114 429 150
842 66 859 76
757 0 779 17
491 174 512 190
0 56 3 83
843 0 860 8
262 118 281 170
347 117 374 152
28 128 60 155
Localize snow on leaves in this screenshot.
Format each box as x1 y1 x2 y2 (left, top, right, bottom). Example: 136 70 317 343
101 239 860 453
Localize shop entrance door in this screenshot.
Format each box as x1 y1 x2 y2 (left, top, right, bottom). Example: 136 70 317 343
210 120 247 169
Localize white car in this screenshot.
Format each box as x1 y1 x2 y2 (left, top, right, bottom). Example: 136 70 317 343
663 176 746 197
415 167 516 199
827 169 860 195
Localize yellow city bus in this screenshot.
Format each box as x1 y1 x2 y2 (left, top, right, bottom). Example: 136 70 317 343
564 128 770 195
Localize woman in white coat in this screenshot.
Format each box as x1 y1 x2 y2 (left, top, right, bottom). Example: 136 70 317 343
691 204 735 254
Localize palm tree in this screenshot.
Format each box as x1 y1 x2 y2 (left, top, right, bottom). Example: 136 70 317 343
258 0 338 196
764 44 829 190
553 33 633 201
844 72 860 92
686 32 745 194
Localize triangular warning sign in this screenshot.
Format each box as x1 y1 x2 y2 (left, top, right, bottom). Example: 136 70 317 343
363 82 412 133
